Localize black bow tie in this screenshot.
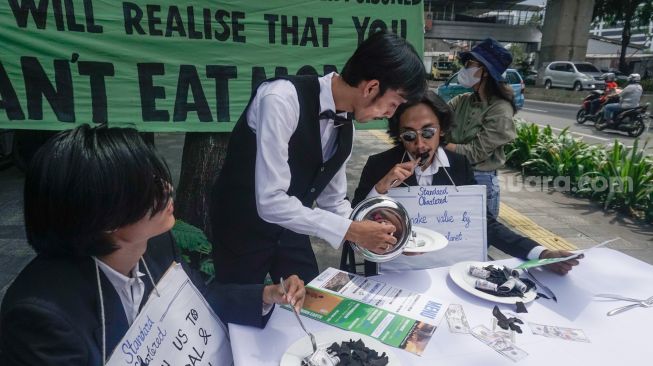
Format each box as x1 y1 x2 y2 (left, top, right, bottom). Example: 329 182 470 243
319 110 353 126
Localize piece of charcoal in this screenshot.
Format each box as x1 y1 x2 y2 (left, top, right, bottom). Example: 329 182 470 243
515 301 528 313
327 338 389 366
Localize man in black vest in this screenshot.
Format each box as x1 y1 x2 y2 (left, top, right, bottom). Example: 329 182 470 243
210 31 426 285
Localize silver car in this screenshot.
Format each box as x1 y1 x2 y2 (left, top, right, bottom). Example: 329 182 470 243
541 61 605 91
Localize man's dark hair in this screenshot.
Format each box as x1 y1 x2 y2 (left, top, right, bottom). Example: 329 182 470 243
24 124 172 257
341 31 426 103
388 90 454 146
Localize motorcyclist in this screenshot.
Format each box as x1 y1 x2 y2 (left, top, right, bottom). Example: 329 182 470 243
602 73 643 125
589 73 618 115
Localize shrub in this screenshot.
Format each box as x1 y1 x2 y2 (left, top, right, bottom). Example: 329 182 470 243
171 220 215 282
640 78 653 92
506 119 652 222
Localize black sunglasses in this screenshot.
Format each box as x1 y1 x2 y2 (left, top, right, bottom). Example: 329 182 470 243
399 127 439 142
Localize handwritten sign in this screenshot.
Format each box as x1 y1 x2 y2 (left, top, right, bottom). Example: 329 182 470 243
107 263 231 366
381 185 487 272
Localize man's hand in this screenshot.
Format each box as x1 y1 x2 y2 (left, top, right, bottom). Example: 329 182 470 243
345 220 397 254
540 250 583 275
374 161 418 194
263 275 306 313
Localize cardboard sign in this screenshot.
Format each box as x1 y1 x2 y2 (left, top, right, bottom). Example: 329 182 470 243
107 263 231 366
382 185 487 271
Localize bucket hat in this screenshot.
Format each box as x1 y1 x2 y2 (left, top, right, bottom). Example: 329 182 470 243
459 38 513 82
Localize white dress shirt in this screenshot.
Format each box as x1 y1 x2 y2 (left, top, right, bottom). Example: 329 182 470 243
95 258 274 322
366 146 545 260
246 72 353 249
365 147 451 199
94 258 145 326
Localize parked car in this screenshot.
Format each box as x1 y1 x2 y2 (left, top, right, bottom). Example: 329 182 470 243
522 70 538 85
541 61 605 91
600 68 628 82
435 68 525 109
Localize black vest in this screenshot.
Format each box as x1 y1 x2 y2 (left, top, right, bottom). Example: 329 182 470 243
210 75 353 255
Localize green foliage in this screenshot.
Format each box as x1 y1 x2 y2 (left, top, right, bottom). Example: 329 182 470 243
593 0 652 27
171 220 215 281
592 1 653 72
647 191 653 221
640 78 653 91
506 120 653 223
505 119 542 168
590 140 653 211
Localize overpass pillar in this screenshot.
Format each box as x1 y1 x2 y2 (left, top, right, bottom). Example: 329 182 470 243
539 0 595 67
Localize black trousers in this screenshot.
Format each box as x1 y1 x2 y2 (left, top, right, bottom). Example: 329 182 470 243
213 235 319 285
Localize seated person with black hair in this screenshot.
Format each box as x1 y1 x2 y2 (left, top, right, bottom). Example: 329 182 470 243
345 91 581 276
0 125 306 365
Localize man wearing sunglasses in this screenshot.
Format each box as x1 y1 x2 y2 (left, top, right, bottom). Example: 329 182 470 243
345 91 581 276
210 31 426 286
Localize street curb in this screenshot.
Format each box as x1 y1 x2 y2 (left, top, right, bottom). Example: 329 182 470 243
522 99 578 108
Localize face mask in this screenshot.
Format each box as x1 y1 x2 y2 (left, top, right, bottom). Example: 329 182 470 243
458 66 481 88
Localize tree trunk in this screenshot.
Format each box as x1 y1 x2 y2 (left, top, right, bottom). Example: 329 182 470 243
175 132 230 241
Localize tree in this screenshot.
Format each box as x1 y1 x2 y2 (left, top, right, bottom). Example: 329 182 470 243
593 0 653 74
508 44 532 75
175 132 229 241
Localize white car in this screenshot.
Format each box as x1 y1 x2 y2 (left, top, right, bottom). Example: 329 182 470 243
541 61 605 91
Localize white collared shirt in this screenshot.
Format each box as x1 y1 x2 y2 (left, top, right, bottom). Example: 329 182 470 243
246 72 353 249
95 258 274 321
411 147 451 186
366 147 451 199
94 258 145 326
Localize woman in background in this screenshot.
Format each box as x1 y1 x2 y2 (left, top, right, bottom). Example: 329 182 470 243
445 38 516 219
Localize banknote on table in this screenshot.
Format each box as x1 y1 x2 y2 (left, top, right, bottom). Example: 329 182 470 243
445 304 471 333
471 325 511 344
471 325 528 362
529 322 590 342
488 337 529 362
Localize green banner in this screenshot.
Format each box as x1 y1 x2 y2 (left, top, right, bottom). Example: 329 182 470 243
0 0 424 132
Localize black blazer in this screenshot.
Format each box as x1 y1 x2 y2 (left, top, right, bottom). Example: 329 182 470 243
353 145 538 260
0 232 271 366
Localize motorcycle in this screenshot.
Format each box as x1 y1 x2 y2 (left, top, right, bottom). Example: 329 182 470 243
576 90 620 124
594 103 650 137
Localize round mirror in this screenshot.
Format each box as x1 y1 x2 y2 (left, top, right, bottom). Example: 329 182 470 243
348 196 412 262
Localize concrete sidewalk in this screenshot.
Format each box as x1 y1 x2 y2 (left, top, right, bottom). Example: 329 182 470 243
1 131 651 304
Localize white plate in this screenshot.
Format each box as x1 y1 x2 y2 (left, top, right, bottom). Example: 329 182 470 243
403 226 448 253
449 261 537 304
280 329 400 366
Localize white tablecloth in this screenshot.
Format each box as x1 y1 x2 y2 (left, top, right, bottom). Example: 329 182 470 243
229 249 653 365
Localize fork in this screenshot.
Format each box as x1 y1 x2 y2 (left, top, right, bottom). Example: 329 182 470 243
607 295 653 316
595 293 649 302
280 277 317 353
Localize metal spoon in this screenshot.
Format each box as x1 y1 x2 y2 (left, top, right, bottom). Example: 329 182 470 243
280 277 317 353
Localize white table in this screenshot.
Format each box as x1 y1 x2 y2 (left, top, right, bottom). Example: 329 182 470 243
229 249 653 365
